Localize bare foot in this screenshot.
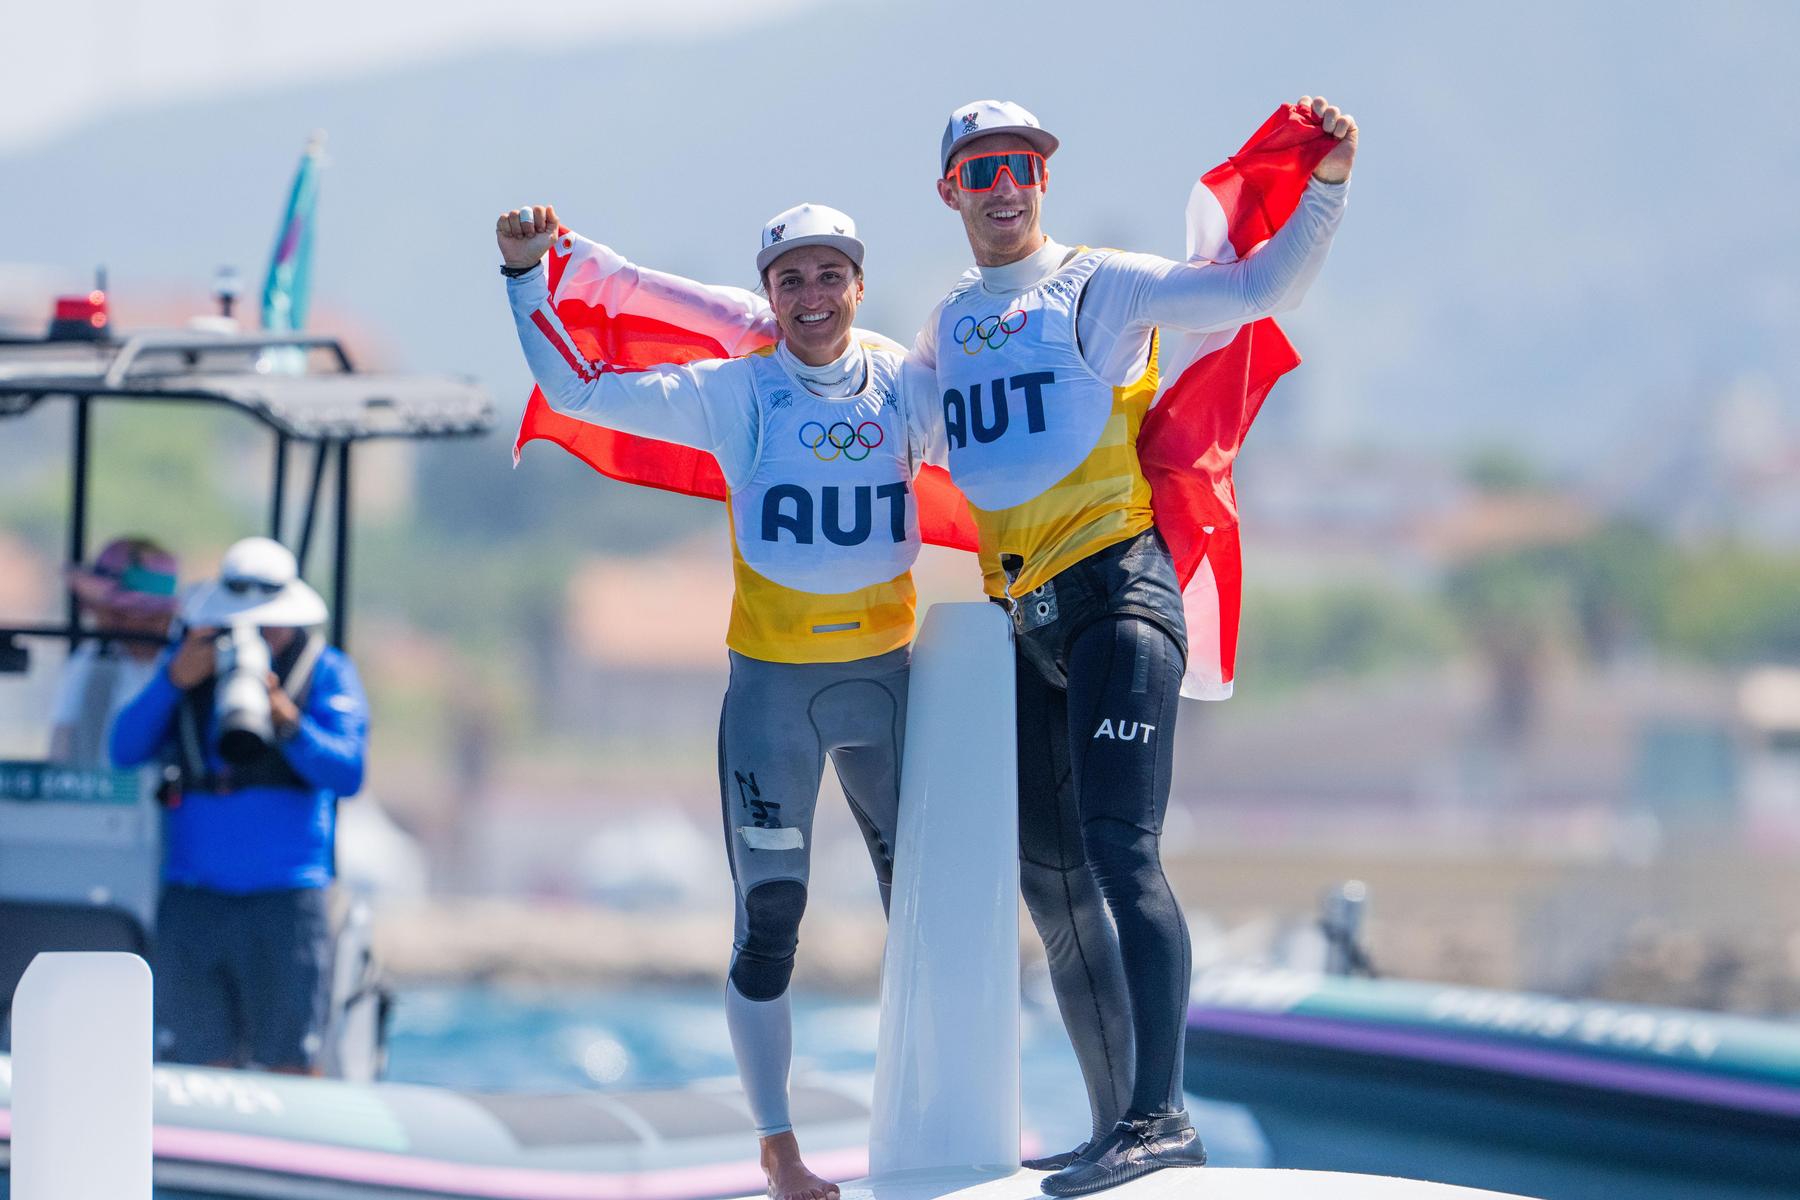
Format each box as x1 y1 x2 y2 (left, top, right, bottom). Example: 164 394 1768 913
760 1131 841 1200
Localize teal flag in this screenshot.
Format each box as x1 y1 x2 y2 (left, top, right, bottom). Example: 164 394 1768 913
261 132 325 332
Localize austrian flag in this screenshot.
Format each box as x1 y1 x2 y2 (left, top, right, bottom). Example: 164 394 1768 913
514 104 1337 700
1141 103 1336 697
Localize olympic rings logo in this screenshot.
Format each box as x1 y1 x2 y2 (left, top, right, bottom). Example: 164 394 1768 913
954 309 1028 355
798 420 885 462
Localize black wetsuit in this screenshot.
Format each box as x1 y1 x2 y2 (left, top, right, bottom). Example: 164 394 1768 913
1010 527 1191 1127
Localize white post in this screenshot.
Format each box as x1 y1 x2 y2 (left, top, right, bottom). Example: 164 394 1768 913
869 602 1019 1175
10 951 154 1200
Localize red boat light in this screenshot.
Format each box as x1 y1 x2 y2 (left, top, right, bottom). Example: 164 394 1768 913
49 291 111 341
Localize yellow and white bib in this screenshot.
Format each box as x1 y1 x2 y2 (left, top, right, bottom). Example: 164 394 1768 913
934 249 1159 598
725 343 918 663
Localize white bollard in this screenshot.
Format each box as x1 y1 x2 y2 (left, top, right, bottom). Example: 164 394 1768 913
869 602 1019 1175
10 951 154 1200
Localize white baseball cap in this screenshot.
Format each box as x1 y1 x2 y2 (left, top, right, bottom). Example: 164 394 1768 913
181 536 328 629
940 99 1060 175
756 203 866 275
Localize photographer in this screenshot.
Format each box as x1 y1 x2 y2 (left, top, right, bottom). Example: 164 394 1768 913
110 536 367 1074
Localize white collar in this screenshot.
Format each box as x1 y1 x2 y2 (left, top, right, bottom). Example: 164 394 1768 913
775 337 867 399
975 236 1069 295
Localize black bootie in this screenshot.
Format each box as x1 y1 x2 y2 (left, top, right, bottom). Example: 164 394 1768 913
1039 1113 1206 1197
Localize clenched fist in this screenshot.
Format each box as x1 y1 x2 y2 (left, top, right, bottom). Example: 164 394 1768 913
1299 96 1358 184
496 204 561 269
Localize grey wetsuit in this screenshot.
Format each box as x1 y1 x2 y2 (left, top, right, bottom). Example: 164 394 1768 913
717 645 908 1136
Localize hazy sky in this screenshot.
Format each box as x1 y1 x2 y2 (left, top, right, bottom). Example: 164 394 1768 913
0 0 828 151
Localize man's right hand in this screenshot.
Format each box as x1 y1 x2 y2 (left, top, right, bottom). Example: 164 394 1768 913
496 205 561 270
166 628 218 690
1301 96 1357 184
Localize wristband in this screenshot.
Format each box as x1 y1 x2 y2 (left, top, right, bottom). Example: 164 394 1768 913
500 261 540 279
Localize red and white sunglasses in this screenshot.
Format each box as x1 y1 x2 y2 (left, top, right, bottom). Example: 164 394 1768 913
945 151 1048 192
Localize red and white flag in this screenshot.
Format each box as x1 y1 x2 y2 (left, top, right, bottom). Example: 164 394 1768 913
1142 104 1336 698
514 104 1335 698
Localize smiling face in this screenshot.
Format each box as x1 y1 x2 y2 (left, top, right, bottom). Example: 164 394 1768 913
937 132 1048 268
763 245 864 366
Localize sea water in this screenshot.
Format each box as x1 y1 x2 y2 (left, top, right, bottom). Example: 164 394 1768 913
384 983 1271 1165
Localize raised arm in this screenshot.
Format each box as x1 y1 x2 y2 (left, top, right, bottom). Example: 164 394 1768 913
550 239 777 358
499 205 761 487
1078 97 1357 360
1103 179 1346 333
1078 178 1347 368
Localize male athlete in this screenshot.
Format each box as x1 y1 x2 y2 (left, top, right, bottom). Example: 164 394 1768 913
913 96 1355 1194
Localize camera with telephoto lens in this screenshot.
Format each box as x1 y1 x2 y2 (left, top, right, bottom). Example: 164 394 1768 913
214 621 274 764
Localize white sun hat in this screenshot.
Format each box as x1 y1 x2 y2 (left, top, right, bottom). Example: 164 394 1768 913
940 99 1060 175
756 203 865 275
181 536 328 629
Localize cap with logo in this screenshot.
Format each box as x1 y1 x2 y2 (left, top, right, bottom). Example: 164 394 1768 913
181 536 328 629
756 203 866 275
940 99 1060 176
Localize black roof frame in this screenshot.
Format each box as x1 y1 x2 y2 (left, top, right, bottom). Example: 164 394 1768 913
0 330 496 662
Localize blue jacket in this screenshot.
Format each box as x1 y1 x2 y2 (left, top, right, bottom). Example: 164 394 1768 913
111 643 368 894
